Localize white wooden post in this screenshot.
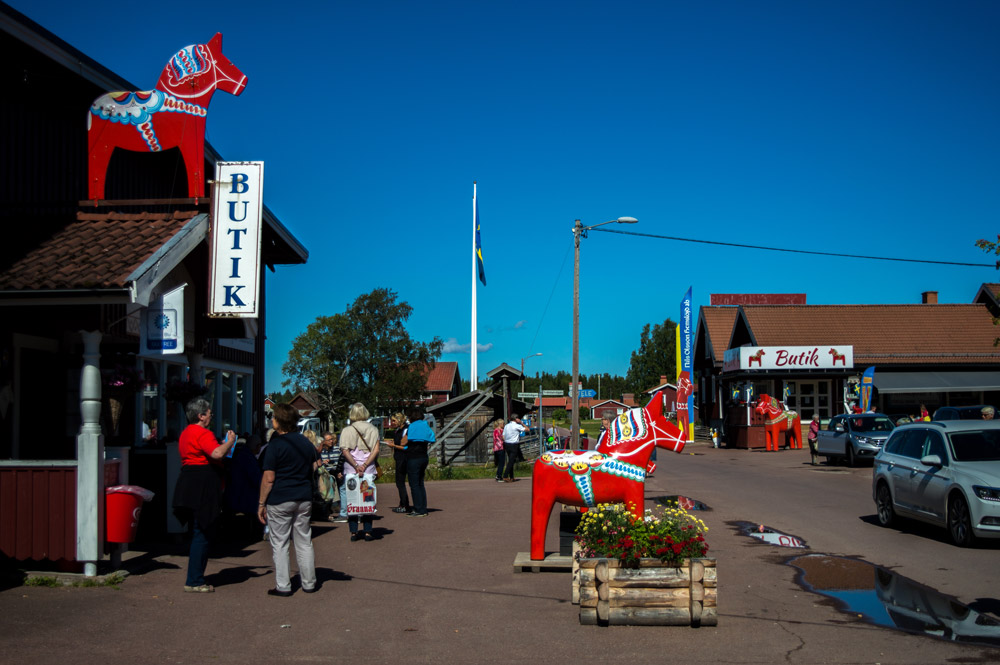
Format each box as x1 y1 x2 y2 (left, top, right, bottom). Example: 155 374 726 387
76 330 104 576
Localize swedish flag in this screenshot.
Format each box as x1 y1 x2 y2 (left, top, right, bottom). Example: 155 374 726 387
474 190 486 286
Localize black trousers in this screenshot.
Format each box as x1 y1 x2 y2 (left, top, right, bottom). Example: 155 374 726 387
503 443 519 479
394 454 410 508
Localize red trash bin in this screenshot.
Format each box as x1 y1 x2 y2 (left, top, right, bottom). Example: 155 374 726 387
105 485 155 543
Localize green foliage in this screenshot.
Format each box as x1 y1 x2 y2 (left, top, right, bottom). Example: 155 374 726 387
578 406 589 421
282 289 443 421
552 408 567 421
24 571 126 589
575 502 710 567
625 319 678 395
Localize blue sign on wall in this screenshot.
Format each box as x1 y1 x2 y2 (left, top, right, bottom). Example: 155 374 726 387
579 389 597 398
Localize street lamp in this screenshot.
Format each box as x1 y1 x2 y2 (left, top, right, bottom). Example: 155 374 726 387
521 352 542 394
572 216 638 449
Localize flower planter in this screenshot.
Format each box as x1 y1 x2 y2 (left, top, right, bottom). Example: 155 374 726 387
576 557 717 627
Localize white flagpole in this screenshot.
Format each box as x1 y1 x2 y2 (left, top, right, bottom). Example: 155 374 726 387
471 182 478 391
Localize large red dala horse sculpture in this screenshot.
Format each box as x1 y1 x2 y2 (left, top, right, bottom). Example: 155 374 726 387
87 33 247 200
530 392 686 560
754 394 802 451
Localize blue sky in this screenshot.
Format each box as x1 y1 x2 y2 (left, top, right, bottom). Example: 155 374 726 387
10 1 1000 391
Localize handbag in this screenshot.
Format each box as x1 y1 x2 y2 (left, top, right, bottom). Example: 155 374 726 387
374 460 383 481
315 465 335 501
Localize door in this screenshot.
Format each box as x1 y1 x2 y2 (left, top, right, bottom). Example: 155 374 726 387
816 416 847 456
889 429 929 513
909 430 950 523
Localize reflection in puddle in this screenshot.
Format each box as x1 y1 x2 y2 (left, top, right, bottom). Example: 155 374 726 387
731 520 807 548
790 554 1000 648
653 495 711 511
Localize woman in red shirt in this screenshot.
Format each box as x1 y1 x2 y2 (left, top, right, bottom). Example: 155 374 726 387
491 419 505 483
172 397 236 593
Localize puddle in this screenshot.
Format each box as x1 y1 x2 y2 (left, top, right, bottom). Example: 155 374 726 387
731 521 807 548
653 495 711 511
790 554 1000 648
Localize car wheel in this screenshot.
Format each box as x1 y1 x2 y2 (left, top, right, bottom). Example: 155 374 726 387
875 482 895 527
845 445 855 468
947 494 975 547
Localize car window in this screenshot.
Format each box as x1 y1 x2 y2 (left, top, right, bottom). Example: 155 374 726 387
827 417 842 432
922 431 947 465
853 416 894 432
883 430 905 455
949 430 1000 461
895 430 926 459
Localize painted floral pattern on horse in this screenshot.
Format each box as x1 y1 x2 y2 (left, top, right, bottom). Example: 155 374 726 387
530 392 687 560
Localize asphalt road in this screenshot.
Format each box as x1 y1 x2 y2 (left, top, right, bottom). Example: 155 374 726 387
2 440 999 664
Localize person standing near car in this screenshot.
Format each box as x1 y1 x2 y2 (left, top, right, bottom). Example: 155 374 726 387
501 414 528 483
258 403 318 596
807 413 821 465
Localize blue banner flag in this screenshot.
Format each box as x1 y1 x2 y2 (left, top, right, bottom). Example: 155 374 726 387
860 366 875 412
474 191 486 286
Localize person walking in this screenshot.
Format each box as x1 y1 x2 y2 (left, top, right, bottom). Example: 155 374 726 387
340 403 381 540
384 412 411 513
807 413 821 466
172 397 236 593
501 414 528 483
491 419 505 482
402 408 434 516
258 403 319 596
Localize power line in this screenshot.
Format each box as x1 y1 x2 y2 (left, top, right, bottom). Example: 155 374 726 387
590 227 994 268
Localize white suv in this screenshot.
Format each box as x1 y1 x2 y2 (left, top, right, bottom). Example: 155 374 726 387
872 420 1000 546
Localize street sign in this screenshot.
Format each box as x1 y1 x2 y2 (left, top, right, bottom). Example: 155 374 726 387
542 390 564 396
517 393 537 399
579 389 597 398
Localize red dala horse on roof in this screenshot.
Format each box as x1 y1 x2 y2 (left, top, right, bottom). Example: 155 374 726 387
529 392 686 560
87 33 247 200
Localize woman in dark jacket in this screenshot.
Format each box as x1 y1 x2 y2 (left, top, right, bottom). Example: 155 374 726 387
384 412 410 513
172 397 236 593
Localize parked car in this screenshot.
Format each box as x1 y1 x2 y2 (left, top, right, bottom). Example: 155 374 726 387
816 413 896 467
872 420 1000 546
933 405 997 421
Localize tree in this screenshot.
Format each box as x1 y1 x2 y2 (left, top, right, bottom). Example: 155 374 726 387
282 288 443 423
625 319 678 396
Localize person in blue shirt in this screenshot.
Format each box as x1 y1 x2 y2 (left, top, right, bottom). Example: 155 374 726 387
401 409 435 517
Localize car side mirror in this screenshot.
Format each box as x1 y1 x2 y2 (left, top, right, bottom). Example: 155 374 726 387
834 423 845 433
920 454 943 468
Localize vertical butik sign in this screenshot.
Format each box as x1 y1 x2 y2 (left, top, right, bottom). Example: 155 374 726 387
678 287 694 441
210 162 263 317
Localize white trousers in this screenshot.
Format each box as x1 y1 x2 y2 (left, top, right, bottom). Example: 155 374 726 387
266 500 316 592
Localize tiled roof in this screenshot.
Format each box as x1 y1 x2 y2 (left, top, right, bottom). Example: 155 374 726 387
700 307 740 363
740 304 1000 365
0 211 199 291
982 283 1000 298
425 361 459 392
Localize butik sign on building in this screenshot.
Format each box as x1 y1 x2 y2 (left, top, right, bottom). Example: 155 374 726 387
723 345 854 372
210 162 263 317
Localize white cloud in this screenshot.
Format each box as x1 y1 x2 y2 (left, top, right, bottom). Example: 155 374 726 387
442 337 493 354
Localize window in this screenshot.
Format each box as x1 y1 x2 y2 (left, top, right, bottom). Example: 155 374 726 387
896 430 928 459
923 431 947 464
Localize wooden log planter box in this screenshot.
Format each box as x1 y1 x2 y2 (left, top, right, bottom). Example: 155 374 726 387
575 557 717 627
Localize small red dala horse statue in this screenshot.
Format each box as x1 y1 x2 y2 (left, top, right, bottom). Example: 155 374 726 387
87 33 247 200
754 394 802 451
530 392 686 560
